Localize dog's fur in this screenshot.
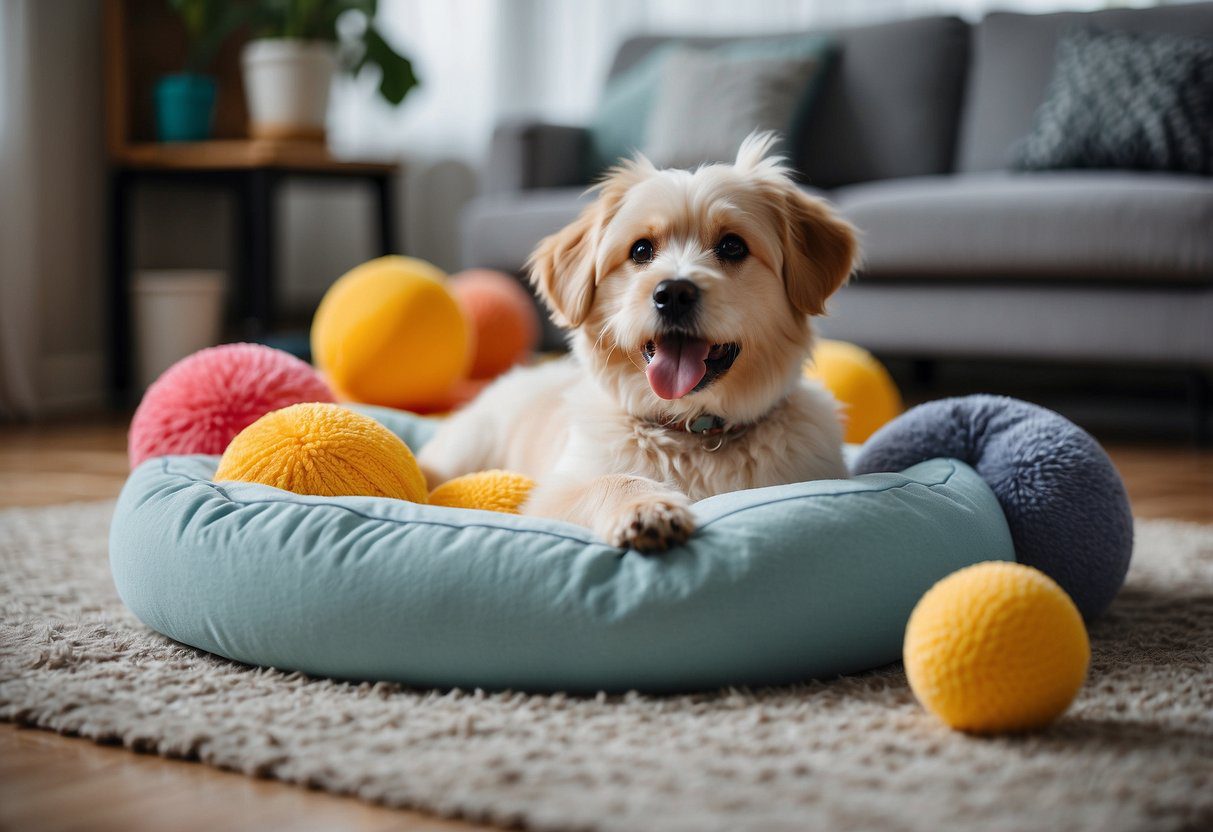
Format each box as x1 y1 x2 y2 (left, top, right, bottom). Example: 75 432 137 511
419 133 858 551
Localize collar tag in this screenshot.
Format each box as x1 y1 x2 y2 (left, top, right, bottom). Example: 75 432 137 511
688 414 725 434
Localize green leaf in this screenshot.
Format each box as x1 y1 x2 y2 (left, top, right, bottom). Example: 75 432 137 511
167 0 419 104
361 24 418 106
187 2 257 73
166 0 206 39
166 0 256 74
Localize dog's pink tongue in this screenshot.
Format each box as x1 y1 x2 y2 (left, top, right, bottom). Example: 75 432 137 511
646 336 711 400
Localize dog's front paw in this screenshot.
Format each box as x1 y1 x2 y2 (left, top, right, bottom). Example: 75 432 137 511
600 498 695 553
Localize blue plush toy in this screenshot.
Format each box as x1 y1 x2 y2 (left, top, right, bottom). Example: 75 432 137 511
852 395 1133 619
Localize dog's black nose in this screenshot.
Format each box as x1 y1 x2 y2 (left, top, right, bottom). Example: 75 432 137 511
652 279 699 322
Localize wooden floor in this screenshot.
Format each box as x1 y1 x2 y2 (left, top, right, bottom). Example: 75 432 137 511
1 417 1211 832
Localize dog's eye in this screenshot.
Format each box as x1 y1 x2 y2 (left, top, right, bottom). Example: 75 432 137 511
630 239 655 265
715 234 748 262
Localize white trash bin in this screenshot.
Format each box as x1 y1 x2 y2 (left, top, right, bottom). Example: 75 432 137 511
132 270 226 390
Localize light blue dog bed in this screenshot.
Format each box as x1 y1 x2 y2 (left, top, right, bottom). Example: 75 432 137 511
109 398 1129 693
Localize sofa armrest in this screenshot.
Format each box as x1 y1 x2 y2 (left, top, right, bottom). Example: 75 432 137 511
483 120 591 194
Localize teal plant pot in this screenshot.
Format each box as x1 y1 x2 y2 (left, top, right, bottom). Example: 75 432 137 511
154 74 217 142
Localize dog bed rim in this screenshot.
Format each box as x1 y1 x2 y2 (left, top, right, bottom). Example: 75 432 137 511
152 453 968 544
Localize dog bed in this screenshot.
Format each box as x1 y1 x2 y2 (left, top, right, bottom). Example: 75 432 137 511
109 398 1129 693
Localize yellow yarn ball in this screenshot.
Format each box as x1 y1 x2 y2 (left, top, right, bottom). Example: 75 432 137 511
311 255 471 411
804 339 903 443
214 402 428 503
429 470 535 514
904 561 1090 734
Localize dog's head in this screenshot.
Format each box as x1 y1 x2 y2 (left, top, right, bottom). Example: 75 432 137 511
528 132 857 425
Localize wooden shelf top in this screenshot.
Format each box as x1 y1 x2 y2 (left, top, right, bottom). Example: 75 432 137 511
112 140 400 173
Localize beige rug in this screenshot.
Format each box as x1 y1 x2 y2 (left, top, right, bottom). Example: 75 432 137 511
1 502 1211 832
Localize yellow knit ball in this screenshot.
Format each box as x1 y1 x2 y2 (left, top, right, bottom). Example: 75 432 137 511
214 402 428 503
804 339 903 443
904 561 1090 734
311 255 472 411
429 470 535 514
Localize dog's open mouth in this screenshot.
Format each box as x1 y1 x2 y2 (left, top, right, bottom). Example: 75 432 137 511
641 334 740 400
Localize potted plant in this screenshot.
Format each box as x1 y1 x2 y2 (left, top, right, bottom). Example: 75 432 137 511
158 0 247 142
242 0 418 142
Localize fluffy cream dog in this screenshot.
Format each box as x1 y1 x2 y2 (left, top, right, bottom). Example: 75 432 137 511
419 132 857 551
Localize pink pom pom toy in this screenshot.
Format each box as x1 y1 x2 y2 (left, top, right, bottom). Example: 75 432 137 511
128 343 335 469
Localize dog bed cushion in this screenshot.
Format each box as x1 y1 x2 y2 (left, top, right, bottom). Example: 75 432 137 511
110 406 1013 693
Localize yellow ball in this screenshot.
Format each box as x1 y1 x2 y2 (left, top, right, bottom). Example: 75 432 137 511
311 256 471 410
429 470 536 514
904 561 1090 734
804 339 903 443
215 402 428 503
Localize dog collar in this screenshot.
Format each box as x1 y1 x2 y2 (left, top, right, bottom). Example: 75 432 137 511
649 392 789 445
651 413 742 437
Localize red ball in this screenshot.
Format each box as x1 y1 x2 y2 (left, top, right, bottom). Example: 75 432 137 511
449 269 541 380
128 343 335 469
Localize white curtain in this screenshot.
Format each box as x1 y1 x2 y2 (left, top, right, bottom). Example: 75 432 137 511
0 0 106 419
0 0 37 417
0 0 39 417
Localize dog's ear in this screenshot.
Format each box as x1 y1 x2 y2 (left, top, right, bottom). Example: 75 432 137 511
528 158 650 329
527 201 603 329
780 189 858 317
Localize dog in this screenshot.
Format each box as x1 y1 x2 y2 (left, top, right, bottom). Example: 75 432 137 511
419 132 858 552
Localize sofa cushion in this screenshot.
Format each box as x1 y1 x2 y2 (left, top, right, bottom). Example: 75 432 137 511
957 3 1213 172
461 188 592 273
644 45 832 169
608 16 970 188
832 171 1213 282
797 16 970 188
463 182 838 275
587 34 834 177
587 46 667 178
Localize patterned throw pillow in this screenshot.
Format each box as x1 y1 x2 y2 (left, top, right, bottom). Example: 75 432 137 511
1013 28 1213 175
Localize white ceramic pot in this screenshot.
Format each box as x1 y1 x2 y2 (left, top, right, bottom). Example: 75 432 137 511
241 39 336 142
132 270 226 390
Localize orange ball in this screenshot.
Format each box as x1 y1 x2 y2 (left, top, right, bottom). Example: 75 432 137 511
429 470 536 514
311 256 470 410
449 269 541 380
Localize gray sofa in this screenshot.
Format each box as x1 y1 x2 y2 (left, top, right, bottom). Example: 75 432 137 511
461 3 1213 376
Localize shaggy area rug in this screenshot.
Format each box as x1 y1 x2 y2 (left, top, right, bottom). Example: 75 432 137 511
1 501 1211 832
